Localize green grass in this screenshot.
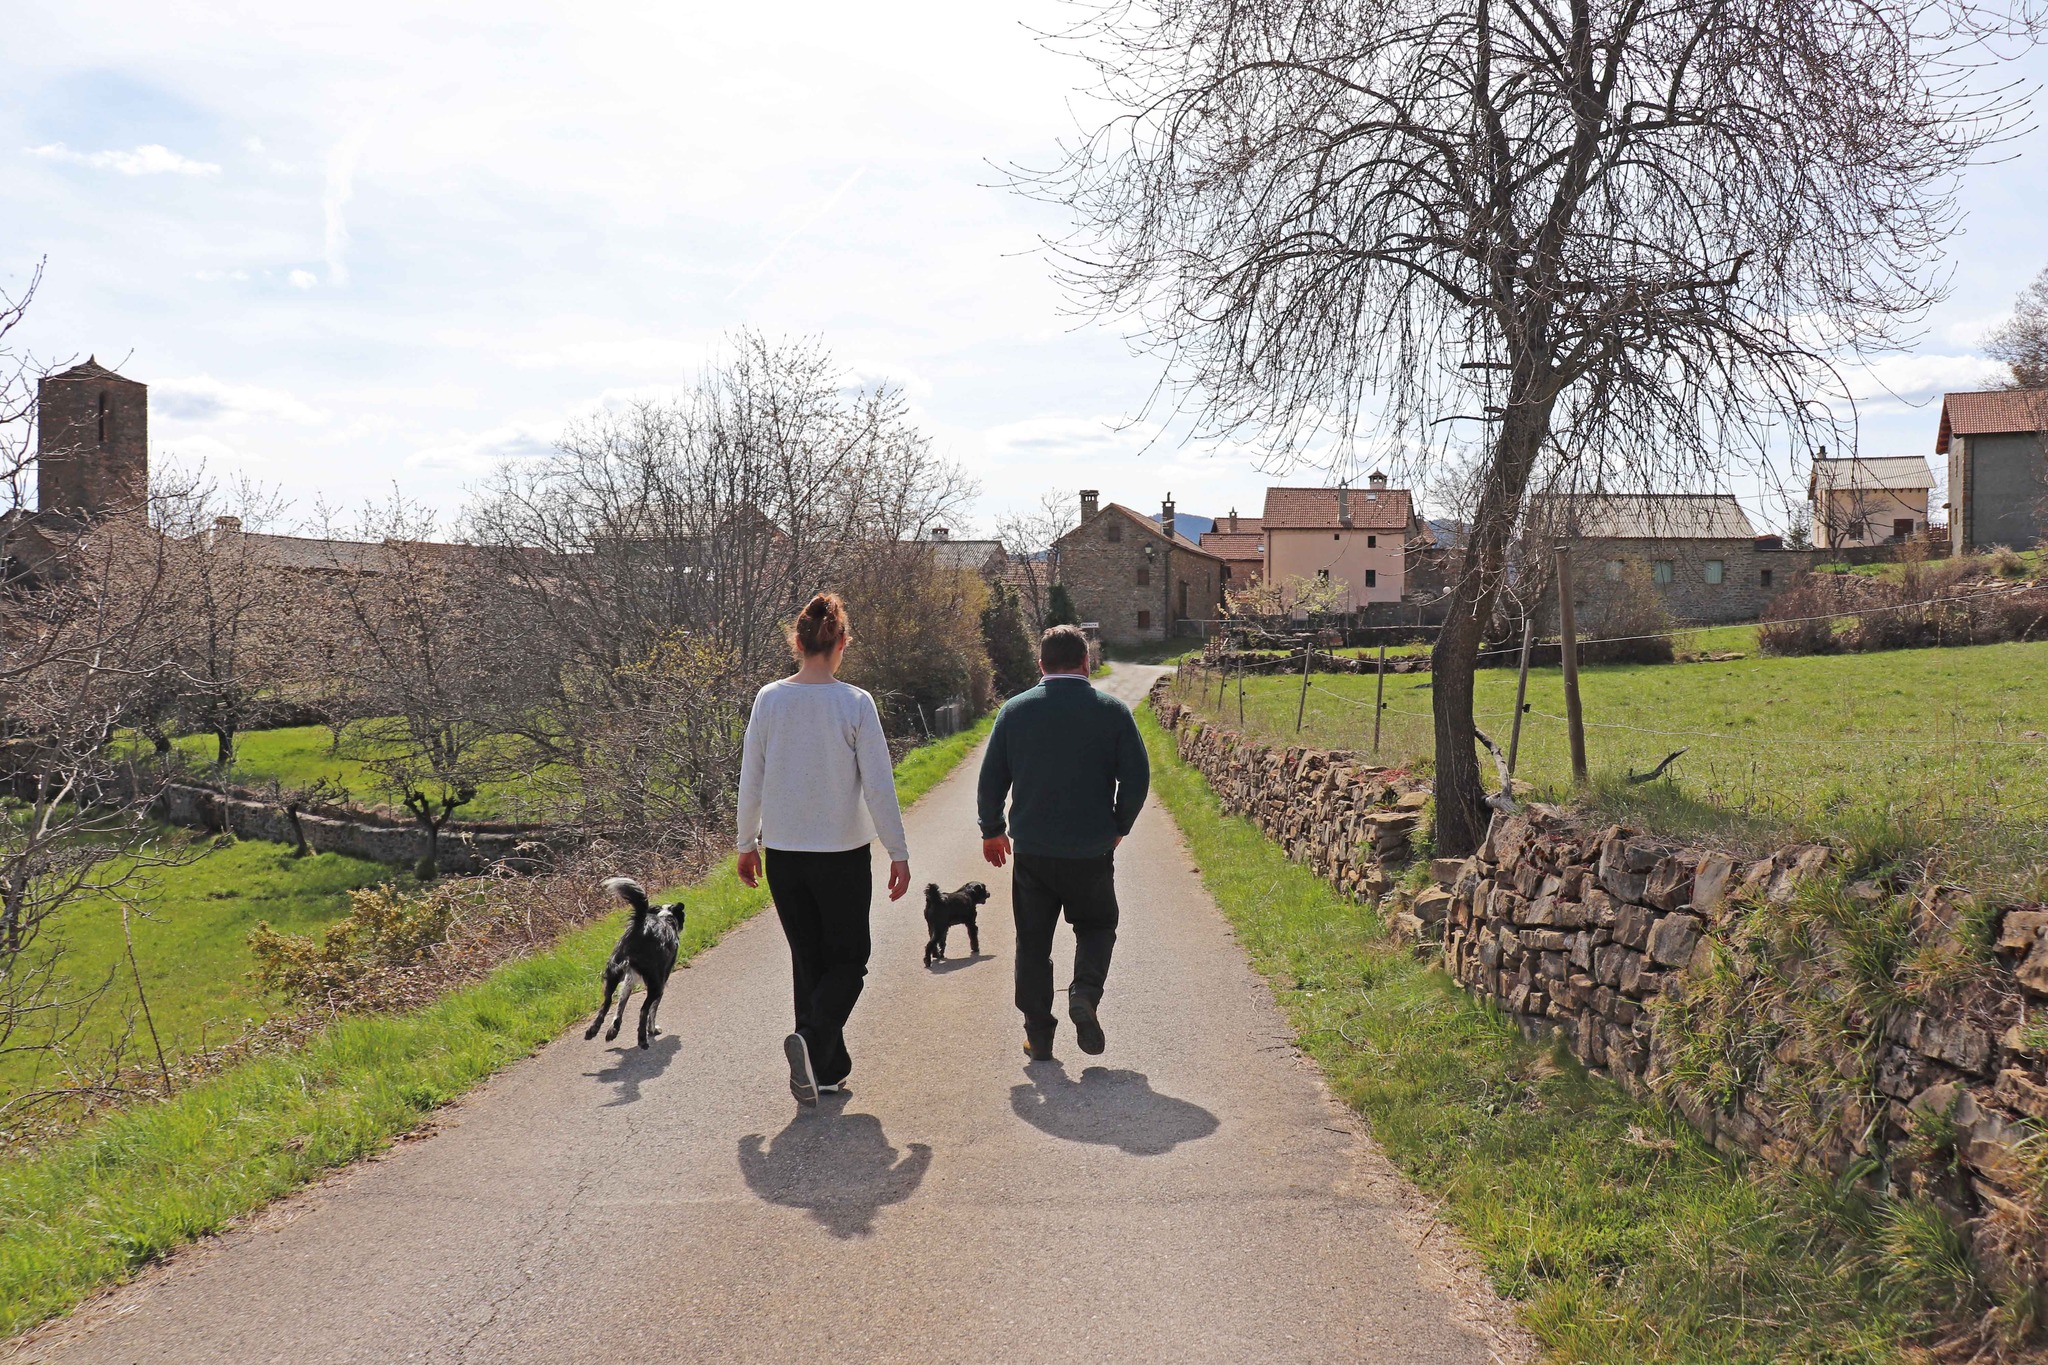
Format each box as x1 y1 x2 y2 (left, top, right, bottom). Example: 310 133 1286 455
1181 637 2048 885
0 840 398 1105
0 722 993 1338
1139 707 1944 1362
152 725 567 823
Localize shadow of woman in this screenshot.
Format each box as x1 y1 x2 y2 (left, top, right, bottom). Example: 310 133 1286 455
738 1107 933 1238
1009 1064 1218 1156
585 1034 682 1108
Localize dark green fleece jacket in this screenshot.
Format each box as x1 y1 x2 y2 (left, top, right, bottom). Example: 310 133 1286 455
976 675 1150 859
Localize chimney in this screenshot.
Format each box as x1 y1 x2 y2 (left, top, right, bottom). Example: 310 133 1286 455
1337 484 1352 528
1160 493 1176 543
1080 489 1100 521
1227 507 1238 532
930 526 950 541
212 514 242 540
1368 470 1388 490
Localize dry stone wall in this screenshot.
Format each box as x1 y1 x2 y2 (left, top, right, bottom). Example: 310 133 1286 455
153 780 571 874
1151 679 2048 1287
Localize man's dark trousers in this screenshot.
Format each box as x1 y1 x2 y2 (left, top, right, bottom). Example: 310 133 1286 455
1012 849 1119 1044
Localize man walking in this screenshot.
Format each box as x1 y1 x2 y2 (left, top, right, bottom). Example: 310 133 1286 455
978 625 1149 1060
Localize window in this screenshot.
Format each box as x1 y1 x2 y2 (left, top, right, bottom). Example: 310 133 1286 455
1136 565 1150 586
1364 569 1377 588
97 392 107 445
1137 609 1152 630
1333 532 1341 541
1367 535 1377 548
1893 518 1915 541
1316 568 1330 581
1652 560 1674 585
1107 520 1122 543
1703 559 1725 585
1761 568 1774 588
1178 581 1189 617
1602 560 1621 581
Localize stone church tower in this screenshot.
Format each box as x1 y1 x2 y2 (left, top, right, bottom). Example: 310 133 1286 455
36 357 148 520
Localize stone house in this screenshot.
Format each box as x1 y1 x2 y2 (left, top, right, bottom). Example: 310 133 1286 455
1055 491 1226 645
1528 493 1812 625
1939 388 2047 551
1807 454 1935 550
1261 475 1412 612
1198 508 1264 597
2 357 151 589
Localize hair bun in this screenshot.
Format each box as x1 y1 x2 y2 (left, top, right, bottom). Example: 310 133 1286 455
791 592 849 659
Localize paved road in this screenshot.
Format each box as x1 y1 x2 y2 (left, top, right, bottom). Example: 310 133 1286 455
19 666 1526 1365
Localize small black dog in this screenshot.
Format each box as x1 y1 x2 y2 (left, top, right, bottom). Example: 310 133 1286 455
586 877 685 1049
923 880 990 966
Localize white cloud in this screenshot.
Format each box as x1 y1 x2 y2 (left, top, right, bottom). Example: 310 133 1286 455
323 122 374 287
153 375 327 426
29 142 220 175
407 421 560 475
1840 353 2008 407
287 269 318 289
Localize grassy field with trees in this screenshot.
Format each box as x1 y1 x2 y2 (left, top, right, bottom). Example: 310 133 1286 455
1179 637 2048 889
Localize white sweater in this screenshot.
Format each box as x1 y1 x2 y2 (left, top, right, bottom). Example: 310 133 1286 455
735 678 910 862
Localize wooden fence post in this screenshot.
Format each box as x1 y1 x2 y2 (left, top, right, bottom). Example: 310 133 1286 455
1555 546 1589 783
1372 641 1387 755
1507 615 1533 775
1295 638 1313 733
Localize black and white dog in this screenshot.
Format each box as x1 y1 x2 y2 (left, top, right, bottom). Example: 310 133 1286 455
922 880 990 966
586 877 685 1049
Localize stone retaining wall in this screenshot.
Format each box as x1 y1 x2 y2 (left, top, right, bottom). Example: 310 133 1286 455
153 780 572 874
1150 679 2048 1285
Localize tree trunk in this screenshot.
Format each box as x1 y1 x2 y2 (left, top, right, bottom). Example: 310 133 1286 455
1430 393 1556 856
215 725 235 768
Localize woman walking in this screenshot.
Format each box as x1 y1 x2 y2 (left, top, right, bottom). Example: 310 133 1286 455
736 593 912 1106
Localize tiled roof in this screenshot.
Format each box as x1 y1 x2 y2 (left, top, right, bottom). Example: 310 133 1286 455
1261 486 1411 530
49 356 137 383
1937 389 2048 451
1528 493 1757 540
1808 456 1933 495
1057 503 1225 562
1199 530 1265 561
1213 515 1262 533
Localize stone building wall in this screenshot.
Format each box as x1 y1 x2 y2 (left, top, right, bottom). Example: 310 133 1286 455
36 362 149 520
1571 538 1816 624
1057 507 1224 645
1952 431 2048 551
1151 680 2048 1287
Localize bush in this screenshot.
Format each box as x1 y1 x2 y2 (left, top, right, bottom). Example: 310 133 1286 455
1758 575 1852 655
250 883 454 1004
1574 558 1676 664
980 580 1038 697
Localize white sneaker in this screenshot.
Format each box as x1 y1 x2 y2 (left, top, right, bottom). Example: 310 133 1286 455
784 1033 818 1107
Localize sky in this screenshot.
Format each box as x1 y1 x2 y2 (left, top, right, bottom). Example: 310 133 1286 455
5 2 2045 540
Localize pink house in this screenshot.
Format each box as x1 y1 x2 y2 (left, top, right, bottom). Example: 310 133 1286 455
1260 475 1411 612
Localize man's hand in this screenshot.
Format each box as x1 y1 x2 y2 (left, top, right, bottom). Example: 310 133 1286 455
982 835 1011 869
737 850 760 888
887 860 912 902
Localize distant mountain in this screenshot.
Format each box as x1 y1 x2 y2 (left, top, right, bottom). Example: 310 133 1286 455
1153 512 1216 538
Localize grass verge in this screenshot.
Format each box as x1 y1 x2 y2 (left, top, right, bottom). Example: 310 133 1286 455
1140 706 1945 1364
0 722 991 1339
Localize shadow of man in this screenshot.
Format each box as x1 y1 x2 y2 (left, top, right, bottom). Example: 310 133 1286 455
586 1034 683 1108
738 1107 933 1238
1010 1064 1218 1156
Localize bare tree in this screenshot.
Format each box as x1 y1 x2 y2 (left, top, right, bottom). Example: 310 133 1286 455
152 476 299 766
1986 265 2048 389
994 490 1078 632
1224 571 1348 622
1032 0 2039 852
319 494 543 878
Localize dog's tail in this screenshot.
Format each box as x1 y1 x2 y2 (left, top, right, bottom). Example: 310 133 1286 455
603 876 652 922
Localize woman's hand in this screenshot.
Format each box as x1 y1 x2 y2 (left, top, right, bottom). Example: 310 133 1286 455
737 850 761 888
887 860 911 902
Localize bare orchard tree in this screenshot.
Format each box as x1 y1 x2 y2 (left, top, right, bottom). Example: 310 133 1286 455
318 494 546 878
994 490 1078 632
0 262 49 519
1033 0 2039 853
462 330 973 794
1986 265 2048 390
1 513 188 1124
152 475 299 766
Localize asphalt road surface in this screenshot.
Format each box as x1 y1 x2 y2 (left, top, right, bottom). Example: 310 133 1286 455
18 665 1528 1365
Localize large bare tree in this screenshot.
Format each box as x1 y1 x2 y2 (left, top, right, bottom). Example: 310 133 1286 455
1986 265 2048 389
994 490 1078 632
1033 0 2039 852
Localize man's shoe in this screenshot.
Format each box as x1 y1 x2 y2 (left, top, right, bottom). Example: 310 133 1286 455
784 1033 819 1106
1022 1031 1056 1062
1069 996 1106 1056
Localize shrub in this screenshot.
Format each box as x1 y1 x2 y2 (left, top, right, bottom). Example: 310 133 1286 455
250 883 454 1004
1574 558 1676 664
1758 575 1851 655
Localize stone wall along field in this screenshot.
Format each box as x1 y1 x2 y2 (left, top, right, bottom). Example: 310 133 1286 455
1151 679 2048 1293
